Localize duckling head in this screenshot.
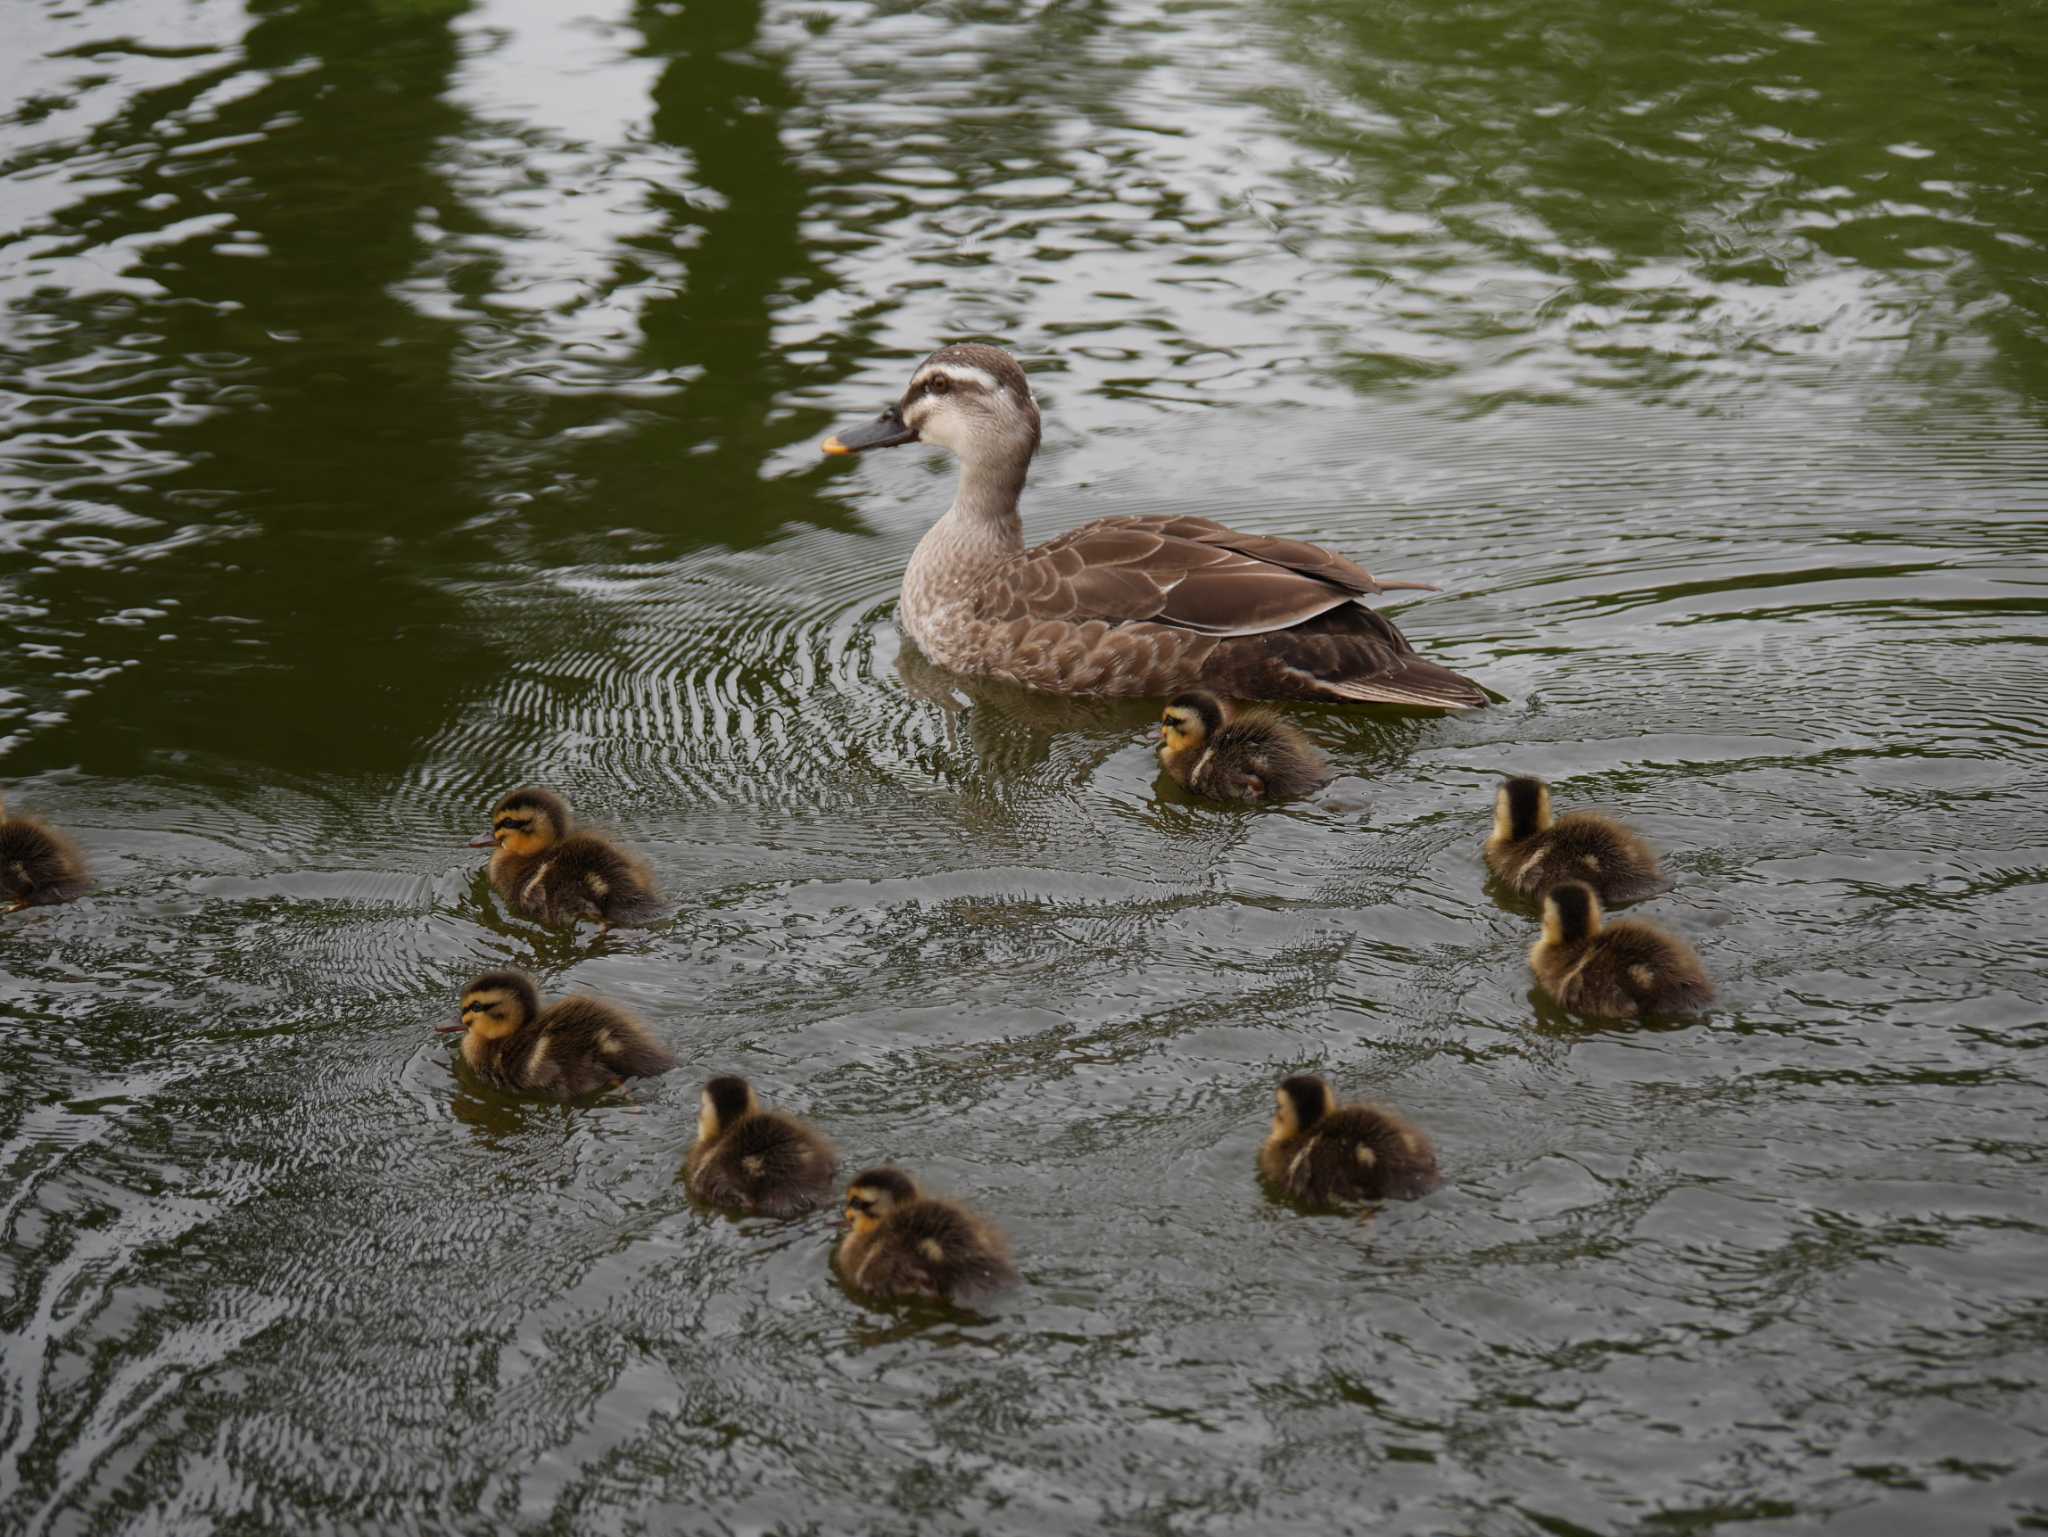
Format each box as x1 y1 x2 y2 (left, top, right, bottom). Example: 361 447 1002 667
471 787 571 858
1161 691 1225 759
697 1075 760 1147
1543 881 1604 945
1494 776 1553 843
1271 1074 1336 1143
822 345 1040 476
447 969 540 1039
844 1167 921 1236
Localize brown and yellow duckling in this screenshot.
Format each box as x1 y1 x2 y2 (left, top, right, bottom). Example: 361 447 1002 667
1530 881 1713 1020
437 969 676 1099
838 1167 1018 1307
1 790 90 915
470 787 660 931
1259 1074 1441 1205
1486 775 1668 905
685 1076 838 1218
1157 691 1329 804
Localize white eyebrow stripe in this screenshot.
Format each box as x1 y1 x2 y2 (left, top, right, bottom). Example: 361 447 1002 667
913 363 1003 393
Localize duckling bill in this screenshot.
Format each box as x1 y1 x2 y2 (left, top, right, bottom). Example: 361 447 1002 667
1259 1074 1441 1206
1529 881 1713 1021
1486 776 1669 905
471 787 660 931
685 1076 838 1218
440 970 676 1099
838 1167 1017 1307
1158 690 1329 803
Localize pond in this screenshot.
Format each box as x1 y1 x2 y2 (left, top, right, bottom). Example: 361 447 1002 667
3 0 2046 1531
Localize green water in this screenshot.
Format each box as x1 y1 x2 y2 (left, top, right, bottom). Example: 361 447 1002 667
3 0 2046 1530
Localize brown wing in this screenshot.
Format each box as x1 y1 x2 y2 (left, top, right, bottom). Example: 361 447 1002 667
998 514 1436 638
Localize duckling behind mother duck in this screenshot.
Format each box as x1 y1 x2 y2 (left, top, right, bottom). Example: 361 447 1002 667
824 345 1486 707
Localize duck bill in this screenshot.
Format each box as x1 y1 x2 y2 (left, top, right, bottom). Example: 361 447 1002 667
466 835 496 848
433 1022 468 1035
822 408 916 456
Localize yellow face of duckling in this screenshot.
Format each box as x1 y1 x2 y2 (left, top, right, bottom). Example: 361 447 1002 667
482 803 559 860
843 1180 897 1238
1159 702 1208 760
457 983 529 1041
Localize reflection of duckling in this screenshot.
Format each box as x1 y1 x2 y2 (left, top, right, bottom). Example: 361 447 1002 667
685 1076 838 1218
838 1168 1018 1306
1 791 90 914
1158 691 1329 803
470 787 660 931
1531 882 1713 1020
437 970 676 1098
1259 1075 1441 1204
1486 776 1667 905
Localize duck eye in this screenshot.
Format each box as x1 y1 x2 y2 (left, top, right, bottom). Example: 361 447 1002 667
926 375 950 395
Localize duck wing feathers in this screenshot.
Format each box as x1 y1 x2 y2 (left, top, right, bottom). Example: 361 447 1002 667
1010 514 1434 637
967 515 1483 706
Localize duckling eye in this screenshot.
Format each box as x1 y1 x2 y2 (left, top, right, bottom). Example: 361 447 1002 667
925 374 950 396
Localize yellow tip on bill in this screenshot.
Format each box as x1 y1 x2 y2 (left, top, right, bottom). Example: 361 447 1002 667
821 436 851 456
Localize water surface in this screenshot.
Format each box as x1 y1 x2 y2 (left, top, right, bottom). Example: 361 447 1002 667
3 0 2047 1531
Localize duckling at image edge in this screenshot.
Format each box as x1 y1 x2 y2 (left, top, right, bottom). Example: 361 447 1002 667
0 791 90 915
437 970 677 1099
1530 881 1713 1021
685 1076 839 1218
470 787 660 931
1485 775 1669 905
838 1167 1018 1307
1259 1074 1442 1205
1158 690 1330 804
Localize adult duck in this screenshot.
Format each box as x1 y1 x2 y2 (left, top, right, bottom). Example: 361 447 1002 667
823 345 1486 707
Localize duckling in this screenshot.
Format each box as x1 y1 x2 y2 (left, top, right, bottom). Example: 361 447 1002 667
1258 1075 1441 1205
1530 881 1713 1020
469 787 660 931
685 1076 838 1218
436 970 676 1099
838 1167 1018 1307
1158 691 1329 803
0 790 90 914
1485 775 1668 905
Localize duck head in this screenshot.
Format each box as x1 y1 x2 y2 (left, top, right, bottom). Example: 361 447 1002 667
823 345 1041 474
471 787 570 857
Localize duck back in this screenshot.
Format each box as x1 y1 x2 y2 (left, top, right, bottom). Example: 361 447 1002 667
1262 1106 1440 1204
493 834 660 927
688 1114 836 1217
848 1200 1017 1306
1489 812 1667 904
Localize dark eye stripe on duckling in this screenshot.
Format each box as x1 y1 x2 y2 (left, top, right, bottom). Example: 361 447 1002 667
493 816 532 831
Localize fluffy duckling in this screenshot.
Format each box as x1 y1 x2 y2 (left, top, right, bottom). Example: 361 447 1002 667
1158 691 1329 804
838 1167 1018 1307
1486 775 1668 905
1530 882 1714 1020
685 1076 838 1218
470 787 660 931
437 970 676 1098
1 791 90 914
1259 1075 1441 1205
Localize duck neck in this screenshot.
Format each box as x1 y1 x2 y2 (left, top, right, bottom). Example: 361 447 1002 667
935 452 1029 563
